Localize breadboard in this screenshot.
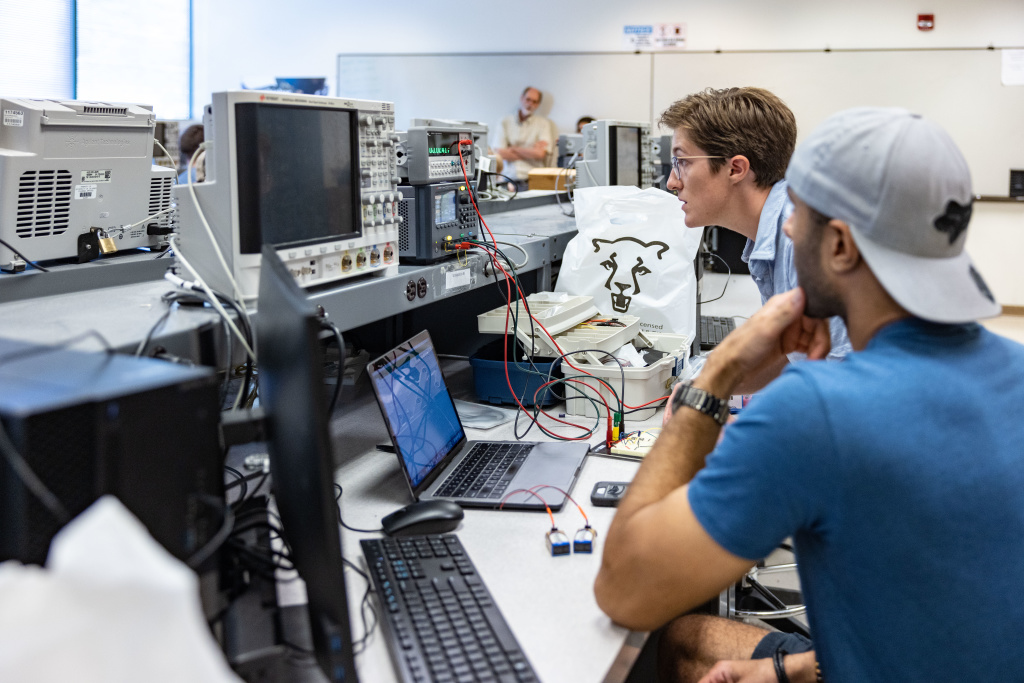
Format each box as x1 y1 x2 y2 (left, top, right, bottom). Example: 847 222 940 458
609 429 661 457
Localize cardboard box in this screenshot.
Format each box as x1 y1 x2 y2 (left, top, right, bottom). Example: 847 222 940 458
528 167 575 191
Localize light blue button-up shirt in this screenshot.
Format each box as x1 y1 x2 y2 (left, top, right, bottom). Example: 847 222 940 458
741 180 852 361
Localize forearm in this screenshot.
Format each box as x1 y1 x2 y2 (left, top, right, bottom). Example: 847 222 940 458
612 405 721 521
785 651 819 683
515 143 547 161
595 289 826 629
596 359 747 625
495 147 520 161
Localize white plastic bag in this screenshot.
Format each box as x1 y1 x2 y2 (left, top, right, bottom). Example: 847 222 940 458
556 186 703 340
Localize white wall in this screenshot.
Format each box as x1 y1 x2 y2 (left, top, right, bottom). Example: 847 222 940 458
193 0 1024 306
194 0 1024 103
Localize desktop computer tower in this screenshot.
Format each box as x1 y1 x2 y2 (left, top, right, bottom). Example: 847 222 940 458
0 339 225 569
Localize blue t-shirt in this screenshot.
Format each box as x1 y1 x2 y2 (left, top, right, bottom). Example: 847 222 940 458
689 318 1024 682
742 180 852 361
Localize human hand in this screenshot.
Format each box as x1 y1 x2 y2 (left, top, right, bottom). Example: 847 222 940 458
697 657 776 683
697 288 830 397
662 381 684 426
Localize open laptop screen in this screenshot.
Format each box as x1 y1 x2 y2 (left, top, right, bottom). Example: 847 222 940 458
368 331 465 488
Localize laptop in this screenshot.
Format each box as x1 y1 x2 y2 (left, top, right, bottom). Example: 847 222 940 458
367 330 589 510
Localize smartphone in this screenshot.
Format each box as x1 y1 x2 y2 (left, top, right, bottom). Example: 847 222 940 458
591 481 630 507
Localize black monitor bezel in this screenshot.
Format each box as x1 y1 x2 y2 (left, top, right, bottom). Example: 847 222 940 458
256 245 358 682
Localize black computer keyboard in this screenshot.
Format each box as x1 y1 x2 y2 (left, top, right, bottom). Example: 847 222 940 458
435 443 532 500
361 534 540 683
700 315 737 350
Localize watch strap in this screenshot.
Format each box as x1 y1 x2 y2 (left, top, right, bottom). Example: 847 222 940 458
672 381 730 426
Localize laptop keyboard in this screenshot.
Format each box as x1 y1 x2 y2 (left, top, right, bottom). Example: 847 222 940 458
435 443 532 500
362 534 540 683
700 315 737 350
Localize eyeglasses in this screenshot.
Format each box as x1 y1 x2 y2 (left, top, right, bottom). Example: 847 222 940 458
671 155 726 177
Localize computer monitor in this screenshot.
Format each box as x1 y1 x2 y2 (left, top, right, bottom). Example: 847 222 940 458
575 119 655 190
175 90 401 301
255 244 357 683
611 125 641 187
0 97 176 272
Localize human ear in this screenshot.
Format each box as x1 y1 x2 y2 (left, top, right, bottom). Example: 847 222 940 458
727 155 751 185
828 220 861 273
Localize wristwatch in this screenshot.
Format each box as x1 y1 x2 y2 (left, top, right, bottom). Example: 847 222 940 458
671 381 730 426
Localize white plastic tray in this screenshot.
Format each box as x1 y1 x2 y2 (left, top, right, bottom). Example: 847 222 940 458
477 292 641 359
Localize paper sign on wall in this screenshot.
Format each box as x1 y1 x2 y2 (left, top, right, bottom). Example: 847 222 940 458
655 24 687 50
623 24 687 51
1002 49 1024 86
622 25 654 51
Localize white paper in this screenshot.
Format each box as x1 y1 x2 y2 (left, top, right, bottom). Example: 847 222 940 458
622 25 654 51
81 170 112 183
609 341 646 368
446 268 471 290
1002 49 1024 86
654 23 687 50
3 109 24 126
0 496 242 683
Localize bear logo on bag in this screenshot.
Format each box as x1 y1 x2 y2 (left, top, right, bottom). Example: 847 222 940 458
592 237 669 313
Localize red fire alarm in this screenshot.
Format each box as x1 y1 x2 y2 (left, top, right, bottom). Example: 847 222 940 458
917 14 935 31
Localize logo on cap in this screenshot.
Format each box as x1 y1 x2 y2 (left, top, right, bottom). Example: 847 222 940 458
933 199 972 245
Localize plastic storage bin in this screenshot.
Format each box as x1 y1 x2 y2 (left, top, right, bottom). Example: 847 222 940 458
562 332 691 418
469 338 561 407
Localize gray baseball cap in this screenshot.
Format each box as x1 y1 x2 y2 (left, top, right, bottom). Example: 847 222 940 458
785 107 1001 323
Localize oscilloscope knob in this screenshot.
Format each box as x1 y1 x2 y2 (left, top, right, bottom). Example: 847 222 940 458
362 115 374 126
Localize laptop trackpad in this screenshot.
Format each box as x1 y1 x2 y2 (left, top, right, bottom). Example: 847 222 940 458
507 443 587 505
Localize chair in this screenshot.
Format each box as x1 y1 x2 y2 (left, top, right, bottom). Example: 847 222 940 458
720 544 810 638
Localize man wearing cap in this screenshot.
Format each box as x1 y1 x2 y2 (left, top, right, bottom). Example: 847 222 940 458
594 108 1024 682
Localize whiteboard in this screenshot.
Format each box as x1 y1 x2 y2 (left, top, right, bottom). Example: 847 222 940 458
652 49 1024 196
336 52 653 143
337 49 1024 196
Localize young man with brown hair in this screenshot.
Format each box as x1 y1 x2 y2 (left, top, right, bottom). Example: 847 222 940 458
663 88 850 386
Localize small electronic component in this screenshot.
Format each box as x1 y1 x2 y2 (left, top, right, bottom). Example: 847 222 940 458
573 526 598 553
546 529 570 556
504 484 600 556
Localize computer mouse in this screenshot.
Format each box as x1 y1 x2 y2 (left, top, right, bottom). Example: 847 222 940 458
381 500 465 536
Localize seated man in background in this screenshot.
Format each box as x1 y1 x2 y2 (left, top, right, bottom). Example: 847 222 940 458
594 108 1024 682
662 88 851 389
576 115 595 133
494 86 555 190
